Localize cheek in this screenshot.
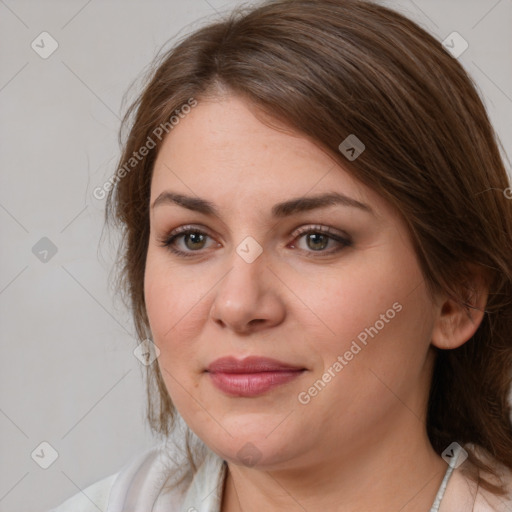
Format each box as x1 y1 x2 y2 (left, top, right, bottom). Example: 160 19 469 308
305 243 433 377
144 251 201 360
298 278 434 431
304 256 416 348
144 260 205 415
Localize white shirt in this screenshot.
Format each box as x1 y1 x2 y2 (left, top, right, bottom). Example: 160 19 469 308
48 442 512 511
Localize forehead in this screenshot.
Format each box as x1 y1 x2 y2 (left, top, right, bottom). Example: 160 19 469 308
150 95 389 220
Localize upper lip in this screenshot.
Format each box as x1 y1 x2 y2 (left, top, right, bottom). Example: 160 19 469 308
206 356 305 374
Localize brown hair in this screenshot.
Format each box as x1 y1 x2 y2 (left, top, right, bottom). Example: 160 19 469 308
105 0 512 494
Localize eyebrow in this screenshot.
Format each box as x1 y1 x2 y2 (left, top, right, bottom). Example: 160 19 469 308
151 191 374 217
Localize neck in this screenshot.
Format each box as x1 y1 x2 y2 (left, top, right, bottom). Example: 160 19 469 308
221 417 447 512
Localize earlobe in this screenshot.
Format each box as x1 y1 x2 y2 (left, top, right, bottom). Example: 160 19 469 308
431 269 489 350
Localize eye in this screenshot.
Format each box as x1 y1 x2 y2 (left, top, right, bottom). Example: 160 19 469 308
157 225 217 258
157 224 352 258
289 225 352 257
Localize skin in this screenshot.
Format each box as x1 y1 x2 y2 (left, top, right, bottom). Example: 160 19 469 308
144 94 487 511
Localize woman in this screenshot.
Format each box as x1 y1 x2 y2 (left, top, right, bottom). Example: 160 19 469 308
50 0 512 510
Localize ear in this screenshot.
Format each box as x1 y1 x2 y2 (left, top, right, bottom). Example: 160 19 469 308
431 265 489 350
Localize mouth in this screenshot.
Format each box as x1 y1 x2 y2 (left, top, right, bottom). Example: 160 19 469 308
205 356 306 397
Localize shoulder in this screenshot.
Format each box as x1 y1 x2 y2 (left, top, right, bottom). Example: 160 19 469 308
441 445 512 512
473 457 512 512
47 443 180 512
47 442 226 512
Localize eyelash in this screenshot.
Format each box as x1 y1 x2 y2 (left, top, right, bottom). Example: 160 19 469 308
157 224 352 258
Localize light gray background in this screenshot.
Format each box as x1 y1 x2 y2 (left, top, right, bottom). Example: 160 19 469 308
0 1 511 511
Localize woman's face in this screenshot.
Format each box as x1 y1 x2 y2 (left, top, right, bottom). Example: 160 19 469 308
145 94 439 469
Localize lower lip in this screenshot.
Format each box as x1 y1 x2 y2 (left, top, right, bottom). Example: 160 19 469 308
207 370 304 397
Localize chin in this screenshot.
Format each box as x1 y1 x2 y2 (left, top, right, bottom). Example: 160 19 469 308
196 426 301 469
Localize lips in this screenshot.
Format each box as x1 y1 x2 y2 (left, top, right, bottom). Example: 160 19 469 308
207 356 305 373
206 356 306 397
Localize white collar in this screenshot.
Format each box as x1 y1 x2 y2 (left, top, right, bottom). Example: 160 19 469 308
106 443 226 512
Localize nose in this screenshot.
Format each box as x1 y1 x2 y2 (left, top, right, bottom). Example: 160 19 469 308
209 246 286 335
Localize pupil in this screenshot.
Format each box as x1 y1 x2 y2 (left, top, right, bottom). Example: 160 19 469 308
186 233 204 249
308 233 327 251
